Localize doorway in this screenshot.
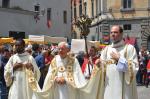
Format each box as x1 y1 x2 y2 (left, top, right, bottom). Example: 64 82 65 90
147 36 150 51
9 31 25 40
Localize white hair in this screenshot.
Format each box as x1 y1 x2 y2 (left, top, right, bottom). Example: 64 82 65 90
58 42 69 48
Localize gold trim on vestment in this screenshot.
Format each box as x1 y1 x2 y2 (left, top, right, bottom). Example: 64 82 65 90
103 44 135 86
43 58 58 91
105 60 117 65
26 58 58 92
58 66 66 72
125 60 134 85
26 69 39 91
65 56 76 87
124 44 134 85
91 65 101 78
26 55 76 92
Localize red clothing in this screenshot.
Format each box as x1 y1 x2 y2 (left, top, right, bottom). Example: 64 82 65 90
45 56 53 64
147 60 150 71
81 56 99 73
81 57 88 73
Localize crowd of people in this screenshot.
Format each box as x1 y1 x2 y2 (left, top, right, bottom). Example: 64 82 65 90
136 47 150 88
0 25 149 99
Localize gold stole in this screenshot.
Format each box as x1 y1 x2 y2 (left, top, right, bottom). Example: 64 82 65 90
26 55 76 92
124 44 134 85
103 44 135 99
103 44 134 85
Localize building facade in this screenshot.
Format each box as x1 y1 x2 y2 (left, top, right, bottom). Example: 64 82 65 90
106 0 150 50
72 0 150 50
0 0 71 40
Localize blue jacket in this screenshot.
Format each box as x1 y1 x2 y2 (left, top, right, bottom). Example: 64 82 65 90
35 54 45 69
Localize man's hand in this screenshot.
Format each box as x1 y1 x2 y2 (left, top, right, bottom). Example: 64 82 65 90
24 63 33 70
95 59 101 68
13 63 24 71
55 77 66 85
110 51 120 61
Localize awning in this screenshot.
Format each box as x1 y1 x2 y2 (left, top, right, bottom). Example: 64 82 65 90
0 38 14 44
29 35 67 44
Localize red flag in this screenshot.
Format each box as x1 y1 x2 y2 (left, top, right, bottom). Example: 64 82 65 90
47 20 52 28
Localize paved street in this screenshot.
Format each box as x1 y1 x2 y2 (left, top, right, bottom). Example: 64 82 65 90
137 86 150 99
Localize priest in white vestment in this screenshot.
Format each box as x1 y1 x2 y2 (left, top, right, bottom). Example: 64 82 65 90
42 42 87 99
100 25 138 99
33 42 104 99
4 39 41 99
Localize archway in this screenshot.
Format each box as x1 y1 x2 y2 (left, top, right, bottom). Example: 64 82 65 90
147 36 150 51
141 19 150 49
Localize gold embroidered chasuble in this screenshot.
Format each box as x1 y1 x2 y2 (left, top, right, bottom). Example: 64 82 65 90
4 52 41 99
100 40 138 99
29 55 104 99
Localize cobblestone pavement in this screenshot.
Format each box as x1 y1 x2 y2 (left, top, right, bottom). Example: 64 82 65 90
1 85 149 99
137 86 150 99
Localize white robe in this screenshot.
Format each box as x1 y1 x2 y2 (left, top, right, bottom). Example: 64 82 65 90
4 52 41 99
42 55 87 99
101 41 138 99
33 55 104 99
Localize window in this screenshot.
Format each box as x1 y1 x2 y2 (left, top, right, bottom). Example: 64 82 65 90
2 0 10 8
123 0 132 9
91 35 95 41
96 0 98 16
74 0 77 20
72 32 77 39
63 11 67 24
148 0 150 9
74 6 77 20
91 0 94 17
79 0 82 16
84 2 87 15
9 31 25 39
47 8 51 20
147 36 150 51
34 3 40 12
71 2 73 21
123 24 131 30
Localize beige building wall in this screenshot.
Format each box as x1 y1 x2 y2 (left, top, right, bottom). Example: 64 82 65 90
72 0 150 48
107 0 150 19
72 0 99 38
106 0 150 49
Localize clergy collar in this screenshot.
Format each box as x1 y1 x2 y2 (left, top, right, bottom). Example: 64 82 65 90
60 55 68 59
16 52 29 57
110 40 125 48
